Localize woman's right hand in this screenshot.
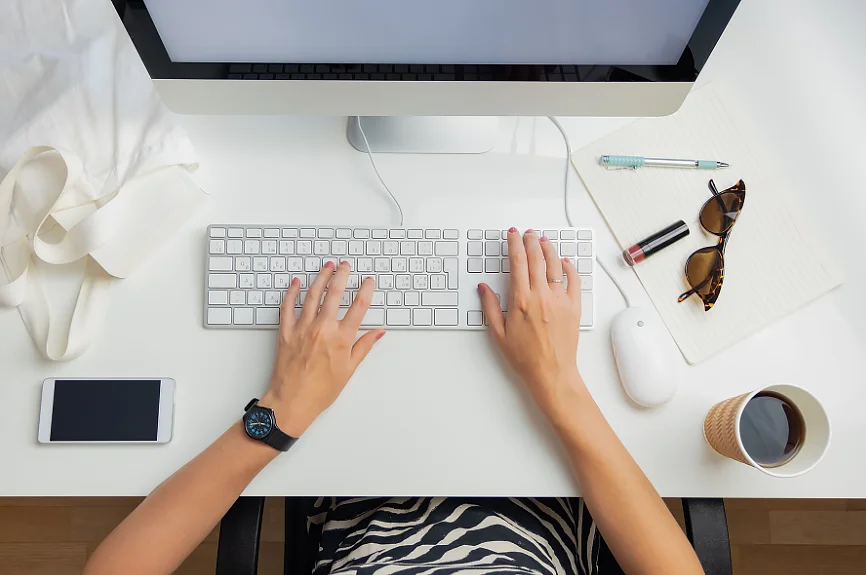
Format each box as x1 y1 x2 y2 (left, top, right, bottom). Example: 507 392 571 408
478 228 586 420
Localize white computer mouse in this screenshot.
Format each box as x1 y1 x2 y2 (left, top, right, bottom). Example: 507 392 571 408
610 306 678 408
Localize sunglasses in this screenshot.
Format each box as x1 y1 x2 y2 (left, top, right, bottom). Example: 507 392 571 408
677 179 746 311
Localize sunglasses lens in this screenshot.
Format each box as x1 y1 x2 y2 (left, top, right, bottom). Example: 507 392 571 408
685 247 723 295
700 191 744 235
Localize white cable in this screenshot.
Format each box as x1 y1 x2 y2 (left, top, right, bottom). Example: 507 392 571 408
547 116 631 308
356 117 405 226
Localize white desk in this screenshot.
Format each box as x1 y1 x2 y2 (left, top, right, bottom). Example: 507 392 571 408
2 0 865 498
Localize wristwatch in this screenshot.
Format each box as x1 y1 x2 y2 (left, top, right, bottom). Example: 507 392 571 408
242 398 297 452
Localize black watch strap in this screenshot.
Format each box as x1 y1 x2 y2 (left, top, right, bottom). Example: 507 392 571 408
244 399 298 452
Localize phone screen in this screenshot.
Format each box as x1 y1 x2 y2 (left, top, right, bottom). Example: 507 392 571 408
50 380 162 441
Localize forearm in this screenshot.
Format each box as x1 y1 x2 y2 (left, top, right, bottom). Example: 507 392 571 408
84 421 277 575
550 379 703 575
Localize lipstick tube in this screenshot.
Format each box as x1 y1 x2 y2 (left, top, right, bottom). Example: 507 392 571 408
623 220 690 266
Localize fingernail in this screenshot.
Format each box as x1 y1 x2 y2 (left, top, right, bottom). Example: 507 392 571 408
291 277 300 286
477 284 485 294
540 236 549 243
324 261 335 269
376 331 386 341
508 227 518 233
525 228 535 235
364 276 373 283
340 261 349 268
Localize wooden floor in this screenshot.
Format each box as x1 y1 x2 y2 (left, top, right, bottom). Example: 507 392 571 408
1 498 864 574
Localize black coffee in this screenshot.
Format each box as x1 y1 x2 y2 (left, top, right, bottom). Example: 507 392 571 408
739 392 805 467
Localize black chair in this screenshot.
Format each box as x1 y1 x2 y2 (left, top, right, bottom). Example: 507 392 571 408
216 497 732 575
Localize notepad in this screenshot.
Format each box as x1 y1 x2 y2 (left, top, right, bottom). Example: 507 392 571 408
571 85 843 365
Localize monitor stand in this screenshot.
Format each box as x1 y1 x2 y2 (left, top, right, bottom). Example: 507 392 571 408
347 116 499 154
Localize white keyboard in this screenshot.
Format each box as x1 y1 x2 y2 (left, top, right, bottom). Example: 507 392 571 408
204 226 595 330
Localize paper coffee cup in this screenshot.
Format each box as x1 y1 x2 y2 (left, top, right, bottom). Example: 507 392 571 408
703 384 831 478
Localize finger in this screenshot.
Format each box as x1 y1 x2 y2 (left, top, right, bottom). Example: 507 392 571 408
540 237 564 289
279 277 302 337
563 257 582 304
351 329 385 367
300 261 335 324
507 227 529 294
478 283 505 342
523 229 548 291
341 276 375 331
319 261 350 320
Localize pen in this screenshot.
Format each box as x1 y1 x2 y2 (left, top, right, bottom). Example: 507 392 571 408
599 155 729 170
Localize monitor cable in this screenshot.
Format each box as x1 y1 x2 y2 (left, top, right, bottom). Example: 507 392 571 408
356 117 405 226
547 116 631 307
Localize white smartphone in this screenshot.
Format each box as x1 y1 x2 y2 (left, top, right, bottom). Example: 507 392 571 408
38 378 175 444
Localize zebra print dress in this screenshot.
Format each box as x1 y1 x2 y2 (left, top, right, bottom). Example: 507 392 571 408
308 498 601 575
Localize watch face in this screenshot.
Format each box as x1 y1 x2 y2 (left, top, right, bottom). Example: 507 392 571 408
244 408 274 440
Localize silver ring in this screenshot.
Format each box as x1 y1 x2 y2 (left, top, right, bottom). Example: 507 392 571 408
548 279 564 284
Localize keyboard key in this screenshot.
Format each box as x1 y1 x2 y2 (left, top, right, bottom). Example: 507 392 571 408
389 229 406 239
374 258 391 272
348 241 364 255
434 308 458 326
577 258 593 274
560 243 577 257
425 229 442 239
422 292 458 307
314 240 329 255
400 241 416 256
332 240 347 255
208 274 237 288
228 228 244 238
405 291 420 306
580 293 593 327
435 242 458 256
502 258 510 273
392 257 407 272
578 242 592 257
262 240 277 254
279 240 295 254
227 240 243 254
387 308 411 326
346 274 360 289
485 241 500 256
426 258 442 273
581 276 593 291
485 258 500 273
413 275 429 290
256 308 280 325
339 291 352 306
366 240 381 255
383 241 399 255
408 229 423 239
300 228 316 238
577 230 592 240
467 311 483 326
468 258 483 273
209 240 225 254
361 308 385 326
253 257 268 271
265 291 281 305
430 274 446 289
230 291 245 305
246 228 262 238
386 292 404 306
396 275 411 290
235 257 251 271
318 228 334 239
207 308 232 325
413 308 433 326
274 274 290 288
264 228 280 238
210 227 226 238
287 257 303 271
468 229 483 240
443 229 459 239
371 291 385 306
372 229 387 239
354 229 370 239
560 230 576 240
208 290 228 305
305 257 321 272
485 229 499 240
234 308 254 325
282 228 299 238
357 257 373 272
378 275 394 289
467 242 482 256
257 274 272 289
244 240 260 254
502 241 509 256
444 258 459 289
409 257 424 273
337 228 352 239
209 257 233 271
543 229 558 240
239 274 255 288
418 241 433 256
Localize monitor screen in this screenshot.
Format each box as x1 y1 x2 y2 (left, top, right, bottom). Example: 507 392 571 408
143 0 711 66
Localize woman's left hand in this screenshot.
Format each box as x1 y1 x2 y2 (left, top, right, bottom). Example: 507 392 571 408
261 261 384 437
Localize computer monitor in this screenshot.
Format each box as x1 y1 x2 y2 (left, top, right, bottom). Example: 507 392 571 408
115 0 741 152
